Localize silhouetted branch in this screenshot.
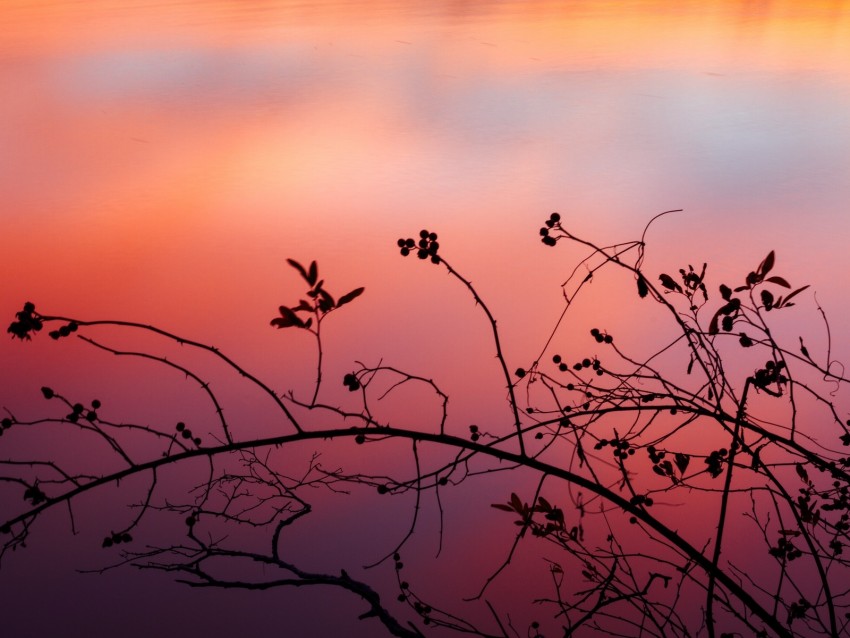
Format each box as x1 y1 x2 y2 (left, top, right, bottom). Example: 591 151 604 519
5 214 850 637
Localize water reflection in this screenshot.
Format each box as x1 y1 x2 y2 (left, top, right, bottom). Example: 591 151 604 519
1 1 849 636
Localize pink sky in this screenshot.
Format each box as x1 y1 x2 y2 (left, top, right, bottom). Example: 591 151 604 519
2 1 850 636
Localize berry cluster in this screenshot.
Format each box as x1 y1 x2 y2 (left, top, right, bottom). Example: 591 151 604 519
539 212 561 246
49 322 78 340
788 598 811 621
343 372 361 392
397 230 440 264
553 353 604 376
753 360 788 392
590 328 613 344
23 483 46 505
704 448 728 478
175 422 202 447
768 535 804 561
594 437 635 459
65 399 100 423
823 483 850 512
648 445 674 478
7 302 42 340
397 579 410 601
102 531 133 548
393 554 434 624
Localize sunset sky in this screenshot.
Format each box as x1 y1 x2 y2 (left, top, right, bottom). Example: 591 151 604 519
2 1 850 635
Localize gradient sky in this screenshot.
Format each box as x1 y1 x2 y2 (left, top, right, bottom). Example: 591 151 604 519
2 1 850 636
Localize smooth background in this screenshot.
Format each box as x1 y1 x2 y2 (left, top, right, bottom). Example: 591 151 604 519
2 1 850 636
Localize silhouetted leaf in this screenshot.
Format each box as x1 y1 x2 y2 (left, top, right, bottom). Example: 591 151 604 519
636 275 649 298
745 271 759 287
758 251 775 277
766 276 791 288
659 274 682 293
286 258 310 283
675 452 690 474
272 306 305 329
795 463 809 484
308 261 318 286
779 285 810 307
761 290 774 311
510 492 523 512
708 313 720 335
719 284 732 301
709 298 741 335
271 316 298 328
337 287 365 308
317 288 335 313
491 503 514 512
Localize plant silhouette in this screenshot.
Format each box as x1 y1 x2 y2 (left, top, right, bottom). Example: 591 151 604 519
3 213 850 637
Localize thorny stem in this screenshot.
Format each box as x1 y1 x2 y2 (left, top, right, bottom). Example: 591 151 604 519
311 318 323 406
438 257 526 457
2 426 792 638
36 316 304 434
706 377 750 638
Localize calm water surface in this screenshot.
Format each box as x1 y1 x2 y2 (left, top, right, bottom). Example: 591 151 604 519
2 2 850 636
